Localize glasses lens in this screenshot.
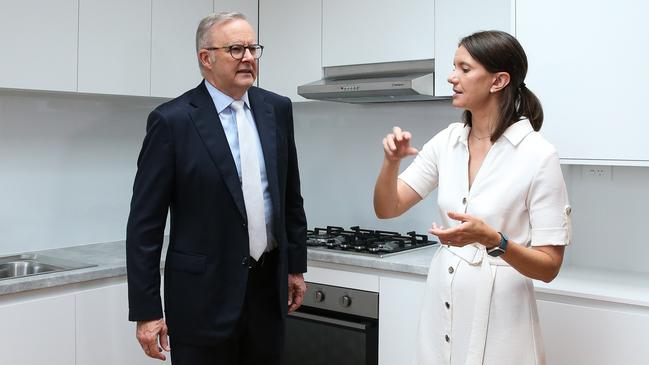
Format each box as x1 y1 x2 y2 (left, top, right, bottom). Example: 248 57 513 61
227 45 263 60
251 45 263 59
229 45 245 59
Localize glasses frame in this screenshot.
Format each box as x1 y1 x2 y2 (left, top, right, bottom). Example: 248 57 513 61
204 44 264 60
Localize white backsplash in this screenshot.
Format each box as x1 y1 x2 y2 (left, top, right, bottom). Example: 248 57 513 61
1 91 647 276
0 89 165 255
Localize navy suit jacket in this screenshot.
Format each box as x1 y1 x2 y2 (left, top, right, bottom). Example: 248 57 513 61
126 82 307 345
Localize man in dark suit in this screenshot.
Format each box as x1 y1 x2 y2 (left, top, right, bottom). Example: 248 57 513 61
126 11 307 365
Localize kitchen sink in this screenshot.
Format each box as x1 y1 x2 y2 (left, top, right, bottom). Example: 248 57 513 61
0 254 96 281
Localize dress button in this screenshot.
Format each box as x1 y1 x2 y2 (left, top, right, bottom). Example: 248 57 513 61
448 266 454 274
445 301 450 309
462 197 467 204
445 334 450 342
241 257 249 266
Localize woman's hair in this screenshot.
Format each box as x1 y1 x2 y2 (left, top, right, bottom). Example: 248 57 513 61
459 30 543 142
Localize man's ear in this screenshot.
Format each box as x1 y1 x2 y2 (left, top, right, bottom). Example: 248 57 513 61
490 72 510 93
198 50 212 70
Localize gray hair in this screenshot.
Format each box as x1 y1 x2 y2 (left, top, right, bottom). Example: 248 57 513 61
196 12 247 52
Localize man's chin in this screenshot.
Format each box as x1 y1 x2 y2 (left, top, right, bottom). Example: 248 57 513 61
236 77 256 89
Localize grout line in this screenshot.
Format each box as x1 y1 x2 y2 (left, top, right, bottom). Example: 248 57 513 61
76 0 80 91
149 0 153 95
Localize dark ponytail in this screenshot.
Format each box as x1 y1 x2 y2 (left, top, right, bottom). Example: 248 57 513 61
518 85 543 131
459 31 544 142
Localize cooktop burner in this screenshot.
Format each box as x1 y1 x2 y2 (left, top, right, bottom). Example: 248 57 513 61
306 225 438 257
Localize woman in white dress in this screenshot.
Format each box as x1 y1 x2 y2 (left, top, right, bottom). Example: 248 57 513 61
373 30 571 365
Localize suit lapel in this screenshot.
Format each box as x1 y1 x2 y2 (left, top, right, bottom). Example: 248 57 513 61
248 88 281 229
187 82 247 221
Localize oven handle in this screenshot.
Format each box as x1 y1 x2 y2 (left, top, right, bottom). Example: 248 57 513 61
288 310 370 331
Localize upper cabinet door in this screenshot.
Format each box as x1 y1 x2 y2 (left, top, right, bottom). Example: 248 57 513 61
517 0 649 164
0 0 78 92
259 0 322 101
215 0 258 34
78 0 152 96
151 0 213 98
322 0 434 67
434 0 513 97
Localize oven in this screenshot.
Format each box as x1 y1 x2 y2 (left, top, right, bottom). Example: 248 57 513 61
284 282 378 365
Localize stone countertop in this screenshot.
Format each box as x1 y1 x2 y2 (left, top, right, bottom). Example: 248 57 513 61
3 241 649 308
0 240 145 296
0 240 434 296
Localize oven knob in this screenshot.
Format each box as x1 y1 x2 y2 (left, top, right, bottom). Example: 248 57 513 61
340 295 352 308
314 290 325 302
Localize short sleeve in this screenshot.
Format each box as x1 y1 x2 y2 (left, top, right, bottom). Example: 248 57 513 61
399 136 440 199
527 151 572 246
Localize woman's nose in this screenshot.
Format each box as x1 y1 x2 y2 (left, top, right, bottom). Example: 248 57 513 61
447 72 457 84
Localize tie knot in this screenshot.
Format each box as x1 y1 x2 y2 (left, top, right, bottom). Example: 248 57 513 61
231 100 245 112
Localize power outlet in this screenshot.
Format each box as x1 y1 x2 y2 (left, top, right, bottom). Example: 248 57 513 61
582 165 612 180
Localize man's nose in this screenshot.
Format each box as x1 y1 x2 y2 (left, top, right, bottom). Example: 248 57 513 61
241 47 255 62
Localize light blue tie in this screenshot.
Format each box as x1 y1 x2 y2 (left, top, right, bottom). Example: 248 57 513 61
230 100 267 260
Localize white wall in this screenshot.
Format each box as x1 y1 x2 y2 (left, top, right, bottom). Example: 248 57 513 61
1 91 647 277
292 101 649 275
0 90 165 255
293 100 460 234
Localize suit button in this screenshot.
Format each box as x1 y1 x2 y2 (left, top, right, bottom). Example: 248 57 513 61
462 197 467 204
445 334 450 342
448 266 454 274
445 301 450 309
242 257 249 266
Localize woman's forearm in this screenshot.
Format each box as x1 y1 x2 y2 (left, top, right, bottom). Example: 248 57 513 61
373 159 402 218
494 236 565 283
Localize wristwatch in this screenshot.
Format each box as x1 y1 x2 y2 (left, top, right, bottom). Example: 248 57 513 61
487 232 509 257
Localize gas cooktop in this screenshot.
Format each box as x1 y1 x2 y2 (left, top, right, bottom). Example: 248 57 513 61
306 225 438 258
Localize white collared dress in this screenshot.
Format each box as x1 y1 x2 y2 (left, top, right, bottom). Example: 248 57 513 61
399 120 571 365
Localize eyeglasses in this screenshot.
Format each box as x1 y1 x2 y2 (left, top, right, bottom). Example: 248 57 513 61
204 44 264 60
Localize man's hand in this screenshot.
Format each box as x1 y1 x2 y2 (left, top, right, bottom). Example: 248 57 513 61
136 318 170 361
288 273 307 312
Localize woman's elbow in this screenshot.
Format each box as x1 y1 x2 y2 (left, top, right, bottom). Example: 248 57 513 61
373 201 400 219
374 207 396 219
539 266 562 283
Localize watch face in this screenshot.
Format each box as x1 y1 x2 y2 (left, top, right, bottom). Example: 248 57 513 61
488 247 505 257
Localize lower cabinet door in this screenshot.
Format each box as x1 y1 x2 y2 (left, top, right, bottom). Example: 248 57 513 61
0 293 76 364
537 298 649 365
379 274 426 365
76 282 170 364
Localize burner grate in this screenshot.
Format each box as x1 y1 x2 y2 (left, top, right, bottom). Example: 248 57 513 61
306 225 438 257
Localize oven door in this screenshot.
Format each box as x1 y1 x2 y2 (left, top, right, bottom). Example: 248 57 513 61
284 306 378 365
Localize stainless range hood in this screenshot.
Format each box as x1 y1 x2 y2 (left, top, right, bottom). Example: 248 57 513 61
297 59 450 103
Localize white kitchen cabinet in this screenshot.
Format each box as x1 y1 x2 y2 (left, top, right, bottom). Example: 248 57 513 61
322 0 434 67
259 0 322 101
379 273 426 365
215 0 258 34
78 0 152 96
0 0 78 92
434 0 513 96
516 0 649 164
151 0 213 98
76 281 169 364
0 293 75 365
537 297 649 365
